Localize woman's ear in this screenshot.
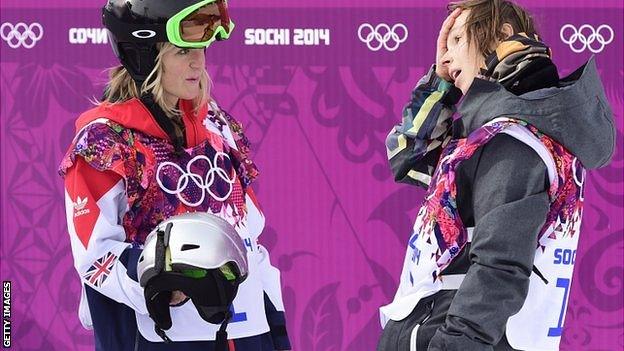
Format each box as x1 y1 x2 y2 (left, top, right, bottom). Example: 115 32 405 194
501 23 515 39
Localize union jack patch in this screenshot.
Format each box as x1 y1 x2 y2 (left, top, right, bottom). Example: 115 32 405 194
83 252 117 288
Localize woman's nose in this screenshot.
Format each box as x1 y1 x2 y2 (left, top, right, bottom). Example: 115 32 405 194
189 49 204 68
441 52 453 67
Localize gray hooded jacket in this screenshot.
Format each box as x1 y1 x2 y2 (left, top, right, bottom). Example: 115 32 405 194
382 57 615 351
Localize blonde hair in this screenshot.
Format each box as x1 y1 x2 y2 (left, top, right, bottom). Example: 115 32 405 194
101 42 210 116
448 0 540 57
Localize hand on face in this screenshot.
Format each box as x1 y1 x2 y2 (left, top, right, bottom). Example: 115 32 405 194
437 9 487 94
436 8 462 82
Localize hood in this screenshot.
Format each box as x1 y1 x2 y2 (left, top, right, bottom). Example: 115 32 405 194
75 98 209 147
458 56 615 169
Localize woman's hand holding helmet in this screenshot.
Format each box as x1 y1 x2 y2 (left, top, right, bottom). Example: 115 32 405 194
169 290 188 306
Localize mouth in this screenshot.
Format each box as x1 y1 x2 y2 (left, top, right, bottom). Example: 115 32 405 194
186 77 200 82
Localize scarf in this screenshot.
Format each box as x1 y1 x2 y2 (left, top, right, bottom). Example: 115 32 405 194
480 33 559 95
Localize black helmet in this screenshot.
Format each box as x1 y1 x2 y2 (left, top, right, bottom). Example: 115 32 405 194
102 0 234 83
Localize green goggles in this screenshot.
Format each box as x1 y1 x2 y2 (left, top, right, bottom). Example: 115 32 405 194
104 0 234 49
167 0 235 48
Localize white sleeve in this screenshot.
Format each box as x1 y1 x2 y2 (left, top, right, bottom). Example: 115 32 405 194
63 158 148 315
256 244 286 313
247 193 291 348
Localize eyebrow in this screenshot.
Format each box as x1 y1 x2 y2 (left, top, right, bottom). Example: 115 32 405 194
449 27 461 37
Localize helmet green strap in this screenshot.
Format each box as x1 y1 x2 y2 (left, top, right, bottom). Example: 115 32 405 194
180 264 237 281
165 247 172 272
181 268 208 278
219 264 237 281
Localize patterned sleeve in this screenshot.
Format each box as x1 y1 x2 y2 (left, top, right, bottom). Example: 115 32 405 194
59 122 144 194
218 108 260 189
386 65 462 188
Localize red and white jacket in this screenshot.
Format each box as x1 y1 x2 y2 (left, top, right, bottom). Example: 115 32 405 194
59 98 287 342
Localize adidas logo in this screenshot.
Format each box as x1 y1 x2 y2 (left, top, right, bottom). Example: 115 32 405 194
73 196 91 217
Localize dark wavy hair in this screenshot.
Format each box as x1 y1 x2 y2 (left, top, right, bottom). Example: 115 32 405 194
448 0 540 56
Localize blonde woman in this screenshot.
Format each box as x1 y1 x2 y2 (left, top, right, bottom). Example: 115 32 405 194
58 1 290 350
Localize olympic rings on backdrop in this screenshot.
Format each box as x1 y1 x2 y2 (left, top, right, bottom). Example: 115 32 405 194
560 24 614 54
358 23 408 52
1 22 43 49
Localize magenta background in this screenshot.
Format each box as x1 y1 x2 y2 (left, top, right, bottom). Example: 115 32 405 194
0 1 622 350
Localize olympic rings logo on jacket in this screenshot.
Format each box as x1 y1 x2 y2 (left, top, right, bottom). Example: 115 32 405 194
156 153 236 207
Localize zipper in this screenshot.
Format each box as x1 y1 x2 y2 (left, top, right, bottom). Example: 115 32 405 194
183 110 196 148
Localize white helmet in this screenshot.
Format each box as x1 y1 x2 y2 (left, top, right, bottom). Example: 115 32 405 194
137 212 248 345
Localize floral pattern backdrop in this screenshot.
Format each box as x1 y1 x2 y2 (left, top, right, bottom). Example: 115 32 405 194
1 0 622 350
